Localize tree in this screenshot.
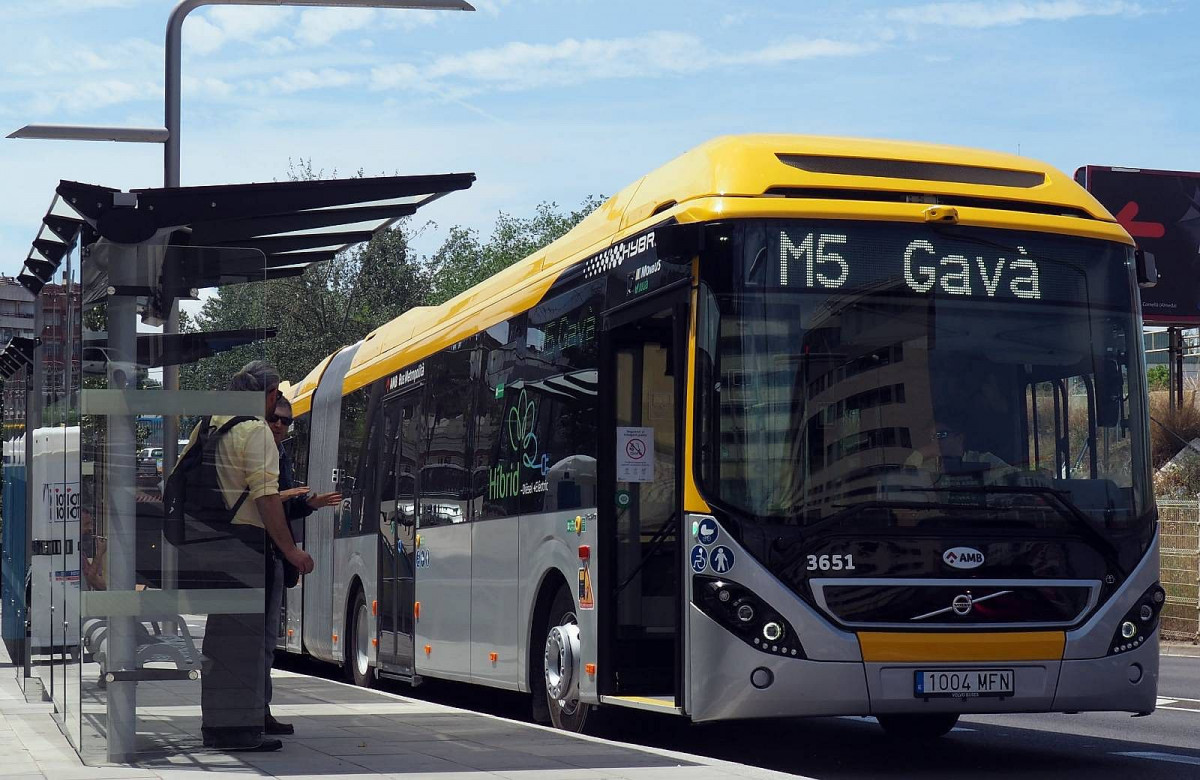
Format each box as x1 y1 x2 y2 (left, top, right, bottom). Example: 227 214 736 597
1147 364 1169 391
180 159 429 389
179 224 426 389
426 196 604 305
179 162 602 390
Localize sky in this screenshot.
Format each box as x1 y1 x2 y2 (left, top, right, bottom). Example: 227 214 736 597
1 0 1198 278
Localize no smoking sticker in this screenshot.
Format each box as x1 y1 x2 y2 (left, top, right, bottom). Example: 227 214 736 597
616 426 655 482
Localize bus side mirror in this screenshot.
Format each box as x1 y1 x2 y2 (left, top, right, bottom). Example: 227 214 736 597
1096 358 1123 428
1136 248 1157 288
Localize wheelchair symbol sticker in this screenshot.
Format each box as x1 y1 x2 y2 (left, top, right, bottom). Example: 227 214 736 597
690 545 708 573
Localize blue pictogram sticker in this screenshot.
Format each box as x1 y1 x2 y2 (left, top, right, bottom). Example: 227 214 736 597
697 520 719 546
690 545 708 574
710 545 735 574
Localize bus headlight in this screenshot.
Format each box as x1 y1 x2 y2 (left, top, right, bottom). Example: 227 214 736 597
694 575 804 659
1108 582 1165 656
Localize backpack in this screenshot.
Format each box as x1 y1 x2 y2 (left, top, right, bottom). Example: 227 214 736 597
164 416 256 534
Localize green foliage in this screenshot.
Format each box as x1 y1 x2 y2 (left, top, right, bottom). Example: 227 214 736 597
179 158 602 389
1147 364 1169 391
180 223 425 389
425 196 605 305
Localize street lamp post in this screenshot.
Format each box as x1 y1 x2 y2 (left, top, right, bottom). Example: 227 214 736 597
8 0 474 763
159 0 473 544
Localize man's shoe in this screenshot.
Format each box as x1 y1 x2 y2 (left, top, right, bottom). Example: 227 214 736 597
264 714 294 735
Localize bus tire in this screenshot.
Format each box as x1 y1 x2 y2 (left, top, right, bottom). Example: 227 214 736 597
876 713 959 739
541 585 589 732
344 588 374 689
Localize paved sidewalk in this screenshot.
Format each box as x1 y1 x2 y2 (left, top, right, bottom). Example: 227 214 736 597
2 640 802 779
1161 639 1200 658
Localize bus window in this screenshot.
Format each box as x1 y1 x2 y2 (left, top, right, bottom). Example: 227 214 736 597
289 413 310 487
419 351 471 527
473 320 520 522
335 387 369 537
518 284 602 515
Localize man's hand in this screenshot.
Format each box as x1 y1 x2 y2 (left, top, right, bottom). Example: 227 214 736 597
285 546 315 575
256 493 314 576
280 487 310 501
307 491 342 510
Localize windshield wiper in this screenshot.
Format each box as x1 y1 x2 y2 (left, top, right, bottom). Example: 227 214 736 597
895 485 1120 560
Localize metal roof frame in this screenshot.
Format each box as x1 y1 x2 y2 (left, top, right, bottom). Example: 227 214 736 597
13 170 474 370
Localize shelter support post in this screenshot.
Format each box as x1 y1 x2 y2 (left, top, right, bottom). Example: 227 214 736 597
103 245 138 763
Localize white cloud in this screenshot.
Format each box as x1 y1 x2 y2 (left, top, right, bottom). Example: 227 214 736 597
887 1 1145 28
371 62 424 90
295 8 378 46
0 0 144 19
4 37 160 78
370 30 877 95
184 6 295 55
261 36 298 56
266 68 359 95
722 38 879 65
420 32 696 90
29 79 159 114
472 0 508 15
183 76 237 100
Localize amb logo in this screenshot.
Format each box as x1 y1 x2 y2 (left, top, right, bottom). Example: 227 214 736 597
943 547 985 569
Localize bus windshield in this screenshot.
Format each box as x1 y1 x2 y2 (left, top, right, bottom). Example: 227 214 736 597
695 220 1152 538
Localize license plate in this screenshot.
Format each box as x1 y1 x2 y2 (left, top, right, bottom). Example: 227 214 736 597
914 669 1014 698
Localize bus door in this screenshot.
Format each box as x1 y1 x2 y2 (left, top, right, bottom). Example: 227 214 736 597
599 293 688 703
377 391 419 677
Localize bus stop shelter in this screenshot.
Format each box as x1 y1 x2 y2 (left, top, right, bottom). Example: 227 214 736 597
0 170 472 763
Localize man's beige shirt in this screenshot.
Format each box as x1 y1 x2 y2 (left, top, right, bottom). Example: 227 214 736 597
183 415 279 528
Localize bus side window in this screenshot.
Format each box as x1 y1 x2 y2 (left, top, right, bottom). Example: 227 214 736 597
473 320 521 522
335 386 370 537
418 350 472 528
290 413 310 487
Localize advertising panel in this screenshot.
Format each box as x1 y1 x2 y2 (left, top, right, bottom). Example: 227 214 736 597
1079 165 1200 324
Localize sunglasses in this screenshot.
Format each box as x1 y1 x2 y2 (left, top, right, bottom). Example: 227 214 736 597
267 414 292 425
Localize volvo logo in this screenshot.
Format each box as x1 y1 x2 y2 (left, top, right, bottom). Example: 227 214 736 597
911 589 1013 621
943 546 985 569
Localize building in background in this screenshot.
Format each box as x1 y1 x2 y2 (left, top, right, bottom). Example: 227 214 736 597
0 276 36 343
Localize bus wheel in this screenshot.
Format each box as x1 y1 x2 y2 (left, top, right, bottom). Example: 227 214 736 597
876 713 959 739
542 586 588 732
344 589 374 688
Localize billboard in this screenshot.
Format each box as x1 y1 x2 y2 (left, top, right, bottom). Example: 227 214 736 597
1078 165 1200 324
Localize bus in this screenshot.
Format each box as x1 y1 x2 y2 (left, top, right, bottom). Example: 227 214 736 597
280 135 1162 737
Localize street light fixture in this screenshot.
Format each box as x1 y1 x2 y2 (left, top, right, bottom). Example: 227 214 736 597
6 125 170 143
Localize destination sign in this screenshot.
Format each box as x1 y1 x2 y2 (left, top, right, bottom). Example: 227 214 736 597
762 222 1106 304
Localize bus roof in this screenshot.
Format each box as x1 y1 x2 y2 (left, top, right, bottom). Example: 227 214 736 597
290 134 1130 404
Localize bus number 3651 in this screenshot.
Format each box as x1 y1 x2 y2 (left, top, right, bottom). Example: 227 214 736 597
806 554 856 571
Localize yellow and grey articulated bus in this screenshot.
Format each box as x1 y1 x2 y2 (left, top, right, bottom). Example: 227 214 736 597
280 135 1162 737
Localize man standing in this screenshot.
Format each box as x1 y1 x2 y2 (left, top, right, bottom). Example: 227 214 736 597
182 361 314 752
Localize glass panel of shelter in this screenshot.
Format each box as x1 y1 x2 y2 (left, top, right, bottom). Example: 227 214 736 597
75 245 272 763
1 364 30 694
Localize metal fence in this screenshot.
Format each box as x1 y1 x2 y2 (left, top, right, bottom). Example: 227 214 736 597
1159 500 1200 643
